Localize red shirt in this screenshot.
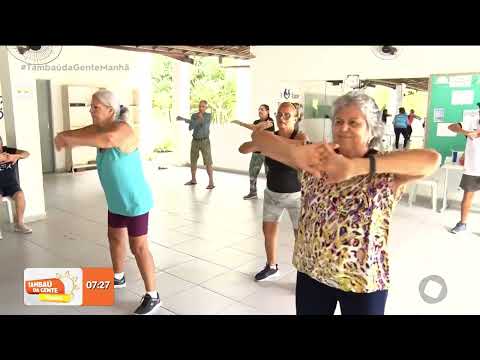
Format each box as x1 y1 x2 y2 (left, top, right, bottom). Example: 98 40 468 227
408 114 414 125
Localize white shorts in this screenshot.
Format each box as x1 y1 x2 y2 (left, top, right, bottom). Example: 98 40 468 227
263 188 301 229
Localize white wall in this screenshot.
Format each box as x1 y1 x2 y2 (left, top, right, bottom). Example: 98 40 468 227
4 46 152 171
250 46 480 119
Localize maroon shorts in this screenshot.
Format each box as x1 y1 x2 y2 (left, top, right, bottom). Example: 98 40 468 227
107 211 149 237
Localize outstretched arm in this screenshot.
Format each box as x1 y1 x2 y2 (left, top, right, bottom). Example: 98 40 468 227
248 129 301 169
251 128 440 184
240 122 307 164
448 123 480 139
301 144 441 184
232 120 255 130
176 115 194 131
55 122 133 150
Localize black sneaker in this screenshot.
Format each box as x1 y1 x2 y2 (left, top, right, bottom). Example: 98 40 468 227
134 293 162 315
243 192 258 200
114 275 126 289
450 222 467 234
255 264 280 281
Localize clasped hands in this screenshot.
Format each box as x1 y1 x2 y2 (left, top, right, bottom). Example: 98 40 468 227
251 121 359 184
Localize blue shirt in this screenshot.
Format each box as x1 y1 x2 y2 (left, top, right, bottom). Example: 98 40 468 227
187 112 211 139
393 114 408 129
96 147 153 217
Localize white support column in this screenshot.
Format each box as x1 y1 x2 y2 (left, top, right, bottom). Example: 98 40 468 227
392 83 406 114
136 53 154 157
172 61 191 165
235 66 252 121
0 48 46 222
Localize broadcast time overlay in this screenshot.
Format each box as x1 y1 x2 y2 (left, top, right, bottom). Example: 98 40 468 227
24 268 114 306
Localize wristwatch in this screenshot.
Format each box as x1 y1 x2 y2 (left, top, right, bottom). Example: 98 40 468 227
368 154 376 177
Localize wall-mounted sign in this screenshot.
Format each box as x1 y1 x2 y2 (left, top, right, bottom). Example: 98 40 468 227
280 88 301 101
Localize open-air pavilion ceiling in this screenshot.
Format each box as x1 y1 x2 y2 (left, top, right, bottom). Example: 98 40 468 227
327 78 429 91
363 78 429 92
102 45 254 64
327 78 429 92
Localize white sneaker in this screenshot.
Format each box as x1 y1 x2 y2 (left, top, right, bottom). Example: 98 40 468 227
14 224 32 234
0 230 3 239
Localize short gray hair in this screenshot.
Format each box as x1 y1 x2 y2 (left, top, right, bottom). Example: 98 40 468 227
331 91 384 149
93 89 126 121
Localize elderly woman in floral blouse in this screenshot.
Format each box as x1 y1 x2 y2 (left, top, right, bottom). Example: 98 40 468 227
248 91 440 315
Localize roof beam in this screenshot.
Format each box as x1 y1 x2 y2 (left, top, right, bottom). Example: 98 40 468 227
100 46 194 64
161 45 254 59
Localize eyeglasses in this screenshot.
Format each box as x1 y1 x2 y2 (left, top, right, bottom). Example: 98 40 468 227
275 112 294 120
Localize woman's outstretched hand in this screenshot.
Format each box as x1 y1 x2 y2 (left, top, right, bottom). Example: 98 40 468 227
54 133 67 151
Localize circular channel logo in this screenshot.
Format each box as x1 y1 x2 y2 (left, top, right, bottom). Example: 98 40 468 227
6 46 62 65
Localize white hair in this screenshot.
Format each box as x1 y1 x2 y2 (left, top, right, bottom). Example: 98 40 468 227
331 91 384 149
92 89 128 121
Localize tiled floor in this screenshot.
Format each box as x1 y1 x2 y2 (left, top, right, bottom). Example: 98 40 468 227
2 163 480 315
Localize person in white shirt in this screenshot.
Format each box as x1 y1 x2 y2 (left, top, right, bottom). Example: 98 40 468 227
447 105 480 233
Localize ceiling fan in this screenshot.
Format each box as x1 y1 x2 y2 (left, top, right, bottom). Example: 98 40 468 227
371 46 401 60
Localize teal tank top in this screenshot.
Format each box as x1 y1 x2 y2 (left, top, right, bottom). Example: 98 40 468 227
393 114 408 128
96 147 153 217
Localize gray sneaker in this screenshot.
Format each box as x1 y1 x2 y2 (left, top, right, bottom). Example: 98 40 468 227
450 222 467 234
243 192 258 200
254 264 280 281
14 224 32 234
133 293 162 315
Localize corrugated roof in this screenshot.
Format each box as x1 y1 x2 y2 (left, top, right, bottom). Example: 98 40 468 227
102 45 253 63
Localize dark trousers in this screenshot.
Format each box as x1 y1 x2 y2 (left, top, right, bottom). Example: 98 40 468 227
394 127 409 149
295 271 388 315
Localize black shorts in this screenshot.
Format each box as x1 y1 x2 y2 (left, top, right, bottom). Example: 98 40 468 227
460 174 480 192
0 184 21 197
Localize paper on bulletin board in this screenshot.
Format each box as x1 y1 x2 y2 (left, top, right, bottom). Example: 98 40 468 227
451 90 474 105
449 75 472 88
463 109 479 125
436 76 449 85
434 108 445 122
436 123 456 137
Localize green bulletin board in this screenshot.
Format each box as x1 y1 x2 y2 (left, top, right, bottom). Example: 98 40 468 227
426 73 480 163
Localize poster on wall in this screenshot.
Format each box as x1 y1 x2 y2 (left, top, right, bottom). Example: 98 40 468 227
436 123 456 137
434 108 445 122
451 90 474 105
449 75 472 88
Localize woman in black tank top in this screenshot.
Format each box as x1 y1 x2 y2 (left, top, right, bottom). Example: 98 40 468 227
232 104 275 199
239 102 308 281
